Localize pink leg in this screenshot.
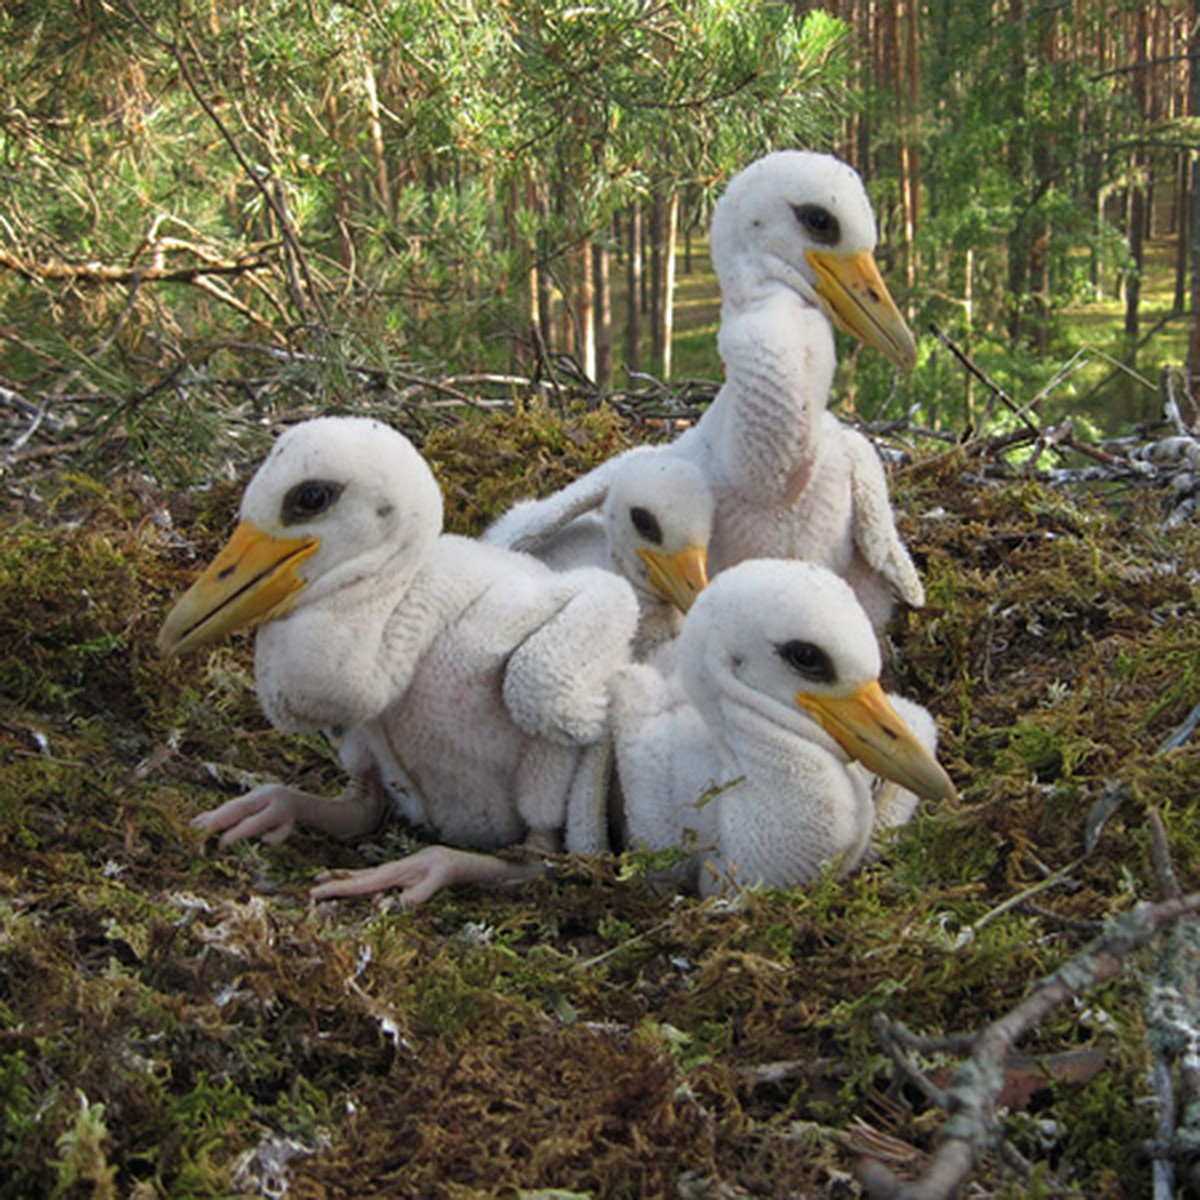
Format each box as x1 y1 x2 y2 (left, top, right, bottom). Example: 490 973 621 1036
310 845 545 906
195 771 385 847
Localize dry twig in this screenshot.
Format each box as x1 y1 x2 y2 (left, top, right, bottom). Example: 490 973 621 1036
857 891 1200 1200
0 249 268 286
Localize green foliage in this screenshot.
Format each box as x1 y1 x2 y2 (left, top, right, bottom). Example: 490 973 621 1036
0 0 852 473
0 0 1181 455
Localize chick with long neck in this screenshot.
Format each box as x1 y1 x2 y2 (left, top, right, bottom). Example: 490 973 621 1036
672 151 920 625
484 150 923 629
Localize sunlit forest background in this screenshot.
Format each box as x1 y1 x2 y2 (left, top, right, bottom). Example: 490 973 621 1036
1 0 1194 476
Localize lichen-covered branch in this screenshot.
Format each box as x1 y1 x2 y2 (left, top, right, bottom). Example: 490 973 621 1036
859 892 1200 1200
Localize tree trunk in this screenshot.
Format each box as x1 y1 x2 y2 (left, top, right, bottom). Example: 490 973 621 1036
1125 7 1151 342
1028 3 1056 356
651 187 679 380
849 0 869 169
898 0 921 290
593 241 612 391
1176 151 1190 315
1188 6 1200 401
627 204 643 374
1005 0 1028 344
650 189 666 371
964 245 976 425
1125 181 1145 341
576 238 596 380
874 0 892 183
536 191 553 348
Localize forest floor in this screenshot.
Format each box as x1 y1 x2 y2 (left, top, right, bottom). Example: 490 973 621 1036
1 382 1198 1198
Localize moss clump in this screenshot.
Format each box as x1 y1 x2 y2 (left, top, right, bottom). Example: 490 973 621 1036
424 402 635 534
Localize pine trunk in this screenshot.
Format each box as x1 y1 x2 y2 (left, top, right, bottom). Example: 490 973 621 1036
1176 152 1189 315
1188 9 1200 399
899 0 920 290
1125 8 1151 342
1028 4 1056 356
650 189 666 371
593 241 612 391
627 205 643 374
657 189 679 380
536 190 553 348
576 239 596 381
1005 0 1028 344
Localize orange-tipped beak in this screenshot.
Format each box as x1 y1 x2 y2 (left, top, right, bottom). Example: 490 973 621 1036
637 543 709 614
158 520 319 656
797 679 956 804
806 247 917 371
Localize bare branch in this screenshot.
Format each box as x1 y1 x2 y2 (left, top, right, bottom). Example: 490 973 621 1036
928 322 1041 443
0 249 269 285
859 892 1200 1200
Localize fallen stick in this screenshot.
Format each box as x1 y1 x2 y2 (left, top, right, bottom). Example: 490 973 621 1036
857 891 1200 1200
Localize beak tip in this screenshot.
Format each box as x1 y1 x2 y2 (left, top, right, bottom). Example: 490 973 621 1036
923 768 958 807
888 331 918 373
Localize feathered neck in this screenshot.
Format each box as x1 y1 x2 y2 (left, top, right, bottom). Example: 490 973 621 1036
698 284 837 496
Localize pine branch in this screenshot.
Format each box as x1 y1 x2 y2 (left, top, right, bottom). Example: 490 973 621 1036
120 0 328 326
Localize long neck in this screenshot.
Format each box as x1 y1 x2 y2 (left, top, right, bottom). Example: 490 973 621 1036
698 289 835 498
632 595 682 660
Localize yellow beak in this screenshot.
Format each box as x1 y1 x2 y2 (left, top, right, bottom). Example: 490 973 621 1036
796 679 957 804
806 247 917 371
158 520 319 656
637 543 709 614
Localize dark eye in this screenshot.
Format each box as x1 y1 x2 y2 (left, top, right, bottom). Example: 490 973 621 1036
629 506 663 546
776 639 835 683
282 479 344 525
792 204 840 246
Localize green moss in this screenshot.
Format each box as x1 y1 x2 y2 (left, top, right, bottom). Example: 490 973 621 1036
425 403 635 534
0 1053 38 1200
0 434 1196 1197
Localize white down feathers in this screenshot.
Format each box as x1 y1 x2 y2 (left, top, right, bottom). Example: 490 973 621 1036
574 560 942 895
485 150 924 628
194 417 640 849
